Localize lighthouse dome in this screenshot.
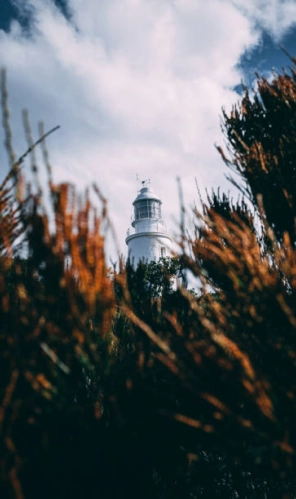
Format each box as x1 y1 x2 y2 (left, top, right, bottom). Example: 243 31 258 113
133 185 161 203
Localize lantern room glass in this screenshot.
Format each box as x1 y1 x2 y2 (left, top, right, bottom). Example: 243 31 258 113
134 199 161 220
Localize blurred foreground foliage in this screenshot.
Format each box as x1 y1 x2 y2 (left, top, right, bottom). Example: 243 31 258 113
1 63 296 498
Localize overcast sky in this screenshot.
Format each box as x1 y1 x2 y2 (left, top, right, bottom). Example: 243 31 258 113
1 0 296 260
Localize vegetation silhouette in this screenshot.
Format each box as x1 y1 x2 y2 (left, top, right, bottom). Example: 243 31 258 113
1 60 296 498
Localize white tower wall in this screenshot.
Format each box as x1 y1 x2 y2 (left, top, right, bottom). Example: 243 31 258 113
126 231 172 265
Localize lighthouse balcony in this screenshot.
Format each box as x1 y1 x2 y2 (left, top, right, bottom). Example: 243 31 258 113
126 221 170 238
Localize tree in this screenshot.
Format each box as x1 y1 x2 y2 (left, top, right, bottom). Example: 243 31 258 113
218 67 296 243
3 63 296 499
113 62 296 497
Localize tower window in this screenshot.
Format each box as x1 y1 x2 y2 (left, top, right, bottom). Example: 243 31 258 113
135 199 161 220
161 247 166 257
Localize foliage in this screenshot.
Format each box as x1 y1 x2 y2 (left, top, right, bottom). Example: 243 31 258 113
2 62 296 499
0 74 115 496
218 67 296 243
112 63 296 496
127 256 181 298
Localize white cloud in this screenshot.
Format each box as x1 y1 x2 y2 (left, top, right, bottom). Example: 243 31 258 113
0 0 294 258
231 0 296 40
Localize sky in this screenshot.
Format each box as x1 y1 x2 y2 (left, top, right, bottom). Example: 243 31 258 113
0 0 296 261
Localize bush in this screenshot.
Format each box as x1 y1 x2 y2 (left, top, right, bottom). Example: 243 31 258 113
2 64 296 498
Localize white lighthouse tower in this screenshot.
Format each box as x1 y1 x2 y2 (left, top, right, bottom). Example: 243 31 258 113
126 180 172 266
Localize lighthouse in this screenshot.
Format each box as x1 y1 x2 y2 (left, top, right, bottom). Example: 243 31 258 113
126 180 172 266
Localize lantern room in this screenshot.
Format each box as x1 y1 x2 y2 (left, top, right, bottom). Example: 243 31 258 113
132 182 162 226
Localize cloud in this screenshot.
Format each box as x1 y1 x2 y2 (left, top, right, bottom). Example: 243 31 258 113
0 0 294 258
231 0 296 40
